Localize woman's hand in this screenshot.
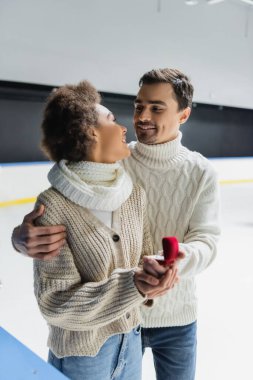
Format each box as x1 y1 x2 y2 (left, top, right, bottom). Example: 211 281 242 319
134 265 179 299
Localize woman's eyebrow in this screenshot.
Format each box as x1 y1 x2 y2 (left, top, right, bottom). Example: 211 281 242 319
107 112 114 119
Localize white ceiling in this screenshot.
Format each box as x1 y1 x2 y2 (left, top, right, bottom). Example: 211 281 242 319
0 0 253 109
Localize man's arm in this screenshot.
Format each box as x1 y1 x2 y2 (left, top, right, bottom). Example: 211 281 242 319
177 166 221 278
12 206 178 298
12 205 66 260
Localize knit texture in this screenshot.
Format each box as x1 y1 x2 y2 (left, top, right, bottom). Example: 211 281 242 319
122 131 221 328
33 184 153 357
48 160 133 211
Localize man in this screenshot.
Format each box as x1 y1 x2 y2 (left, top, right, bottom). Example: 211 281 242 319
12 68 220 379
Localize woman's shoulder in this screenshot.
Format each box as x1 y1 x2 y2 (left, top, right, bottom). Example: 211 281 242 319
36 188 70 224
37 187 66 206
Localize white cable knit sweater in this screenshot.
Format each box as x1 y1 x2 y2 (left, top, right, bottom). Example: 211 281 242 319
123 131 221 327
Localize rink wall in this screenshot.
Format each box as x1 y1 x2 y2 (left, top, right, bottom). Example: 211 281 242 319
0 80 253 163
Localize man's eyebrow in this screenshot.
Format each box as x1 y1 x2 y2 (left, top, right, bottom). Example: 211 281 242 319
134 99 167 106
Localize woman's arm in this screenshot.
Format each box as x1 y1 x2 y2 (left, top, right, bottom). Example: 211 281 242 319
34 247 145 331
33 192 147 331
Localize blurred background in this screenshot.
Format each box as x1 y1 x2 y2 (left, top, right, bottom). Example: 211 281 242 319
0 0 253 379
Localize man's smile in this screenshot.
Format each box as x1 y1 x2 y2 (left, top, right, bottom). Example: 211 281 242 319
137 123 156 130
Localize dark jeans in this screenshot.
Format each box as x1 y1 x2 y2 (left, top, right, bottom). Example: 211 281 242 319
142 321 197 380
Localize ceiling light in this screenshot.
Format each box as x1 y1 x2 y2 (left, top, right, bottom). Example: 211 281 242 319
207 0 226 4
240 0 253 4
185 0 199 5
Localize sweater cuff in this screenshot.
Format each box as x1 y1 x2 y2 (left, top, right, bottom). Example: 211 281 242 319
131 268 148 303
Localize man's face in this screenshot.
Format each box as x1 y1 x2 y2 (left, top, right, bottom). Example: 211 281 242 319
133 82 190 145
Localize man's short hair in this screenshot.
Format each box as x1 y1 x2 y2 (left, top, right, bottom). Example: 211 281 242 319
41 80 101 162
139 68 194 110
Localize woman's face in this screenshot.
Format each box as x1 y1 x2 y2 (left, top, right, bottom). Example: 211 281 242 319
90 104 130 163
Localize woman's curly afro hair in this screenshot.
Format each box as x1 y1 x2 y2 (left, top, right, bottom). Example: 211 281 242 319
41 80 101 162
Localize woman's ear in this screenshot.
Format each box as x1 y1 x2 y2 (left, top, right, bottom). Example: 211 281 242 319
90 127 100 142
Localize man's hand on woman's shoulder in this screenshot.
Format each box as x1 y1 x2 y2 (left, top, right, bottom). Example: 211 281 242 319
12 205 66 261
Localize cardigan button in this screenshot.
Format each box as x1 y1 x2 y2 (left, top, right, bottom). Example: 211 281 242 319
112 234 120 242
126 312 130 319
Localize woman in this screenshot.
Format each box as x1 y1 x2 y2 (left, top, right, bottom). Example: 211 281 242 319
34 80 178 380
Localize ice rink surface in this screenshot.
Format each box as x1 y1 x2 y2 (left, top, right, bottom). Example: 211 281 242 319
0 158 253 380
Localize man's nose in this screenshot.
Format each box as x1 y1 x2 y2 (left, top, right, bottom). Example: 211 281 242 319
138 108 151 121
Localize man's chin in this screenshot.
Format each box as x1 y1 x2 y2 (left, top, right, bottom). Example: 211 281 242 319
138 138 157 145
136 133 157 145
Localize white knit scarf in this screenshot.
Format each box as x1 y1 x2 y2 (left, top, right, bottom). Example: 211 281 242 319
48 160 133 211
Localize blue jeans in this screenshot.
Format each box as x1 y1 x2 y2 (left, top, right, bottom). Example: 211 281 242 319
48 326 142 380
142 321 197 380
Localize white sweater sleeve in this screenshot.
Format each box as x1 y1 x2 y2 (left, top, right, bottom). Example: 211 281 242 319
178 167 221 278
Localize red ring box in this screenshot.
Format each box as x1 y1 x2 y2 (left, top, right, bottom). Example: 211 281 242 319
155 237 179 266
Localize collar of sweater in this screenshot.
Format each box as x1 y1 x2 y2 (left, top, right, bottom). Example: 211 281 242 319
48 160 133 211
130 131 189 170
